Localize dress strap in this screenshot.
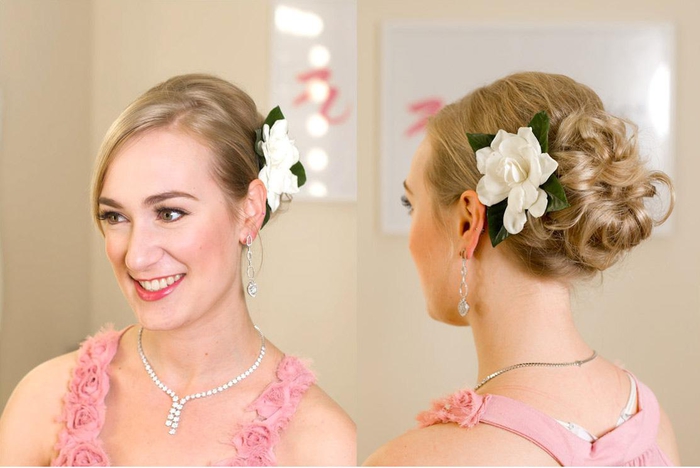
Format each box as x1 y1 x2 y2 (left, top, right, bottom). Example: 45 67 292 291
51 326 123 466
215 355 316 466
479 394 575 465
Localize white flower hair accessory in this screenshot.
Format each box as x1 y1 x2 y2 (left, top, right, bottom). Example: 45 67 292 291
254 106 306 228
467 111 569 247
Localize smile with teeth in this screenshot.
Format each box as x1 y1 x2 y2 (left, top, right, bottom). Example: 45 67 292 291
138 274 183 292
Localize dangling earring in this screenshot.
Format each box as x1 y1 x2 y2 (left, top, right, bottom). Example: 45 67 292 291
458 251 469 317
245 234 257 297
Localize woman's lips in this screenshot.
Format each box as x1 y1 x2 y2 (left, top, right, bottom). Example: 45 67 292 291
133 275 185 302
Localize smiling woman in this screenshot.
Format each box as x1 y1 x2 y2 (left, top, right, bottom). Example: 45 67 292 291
0 74 355 466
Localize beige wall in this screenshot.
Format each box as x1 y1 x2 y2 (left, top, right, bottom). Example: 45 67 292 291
0 0 93 407
357 0 700 464
0 0 356 426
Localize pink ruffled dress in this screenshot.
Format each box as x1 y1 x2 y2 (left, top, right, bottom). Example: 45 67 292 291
51 327 316 466
417 375 673 466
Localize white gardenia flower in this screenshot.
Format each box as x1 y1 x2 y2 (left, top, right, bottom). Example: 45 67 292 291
257 119 300 212
475 127 559 235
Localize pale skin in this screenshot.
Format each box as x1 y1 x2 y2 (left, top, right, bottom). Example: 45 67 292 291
0 127 355 465
364 137 680 466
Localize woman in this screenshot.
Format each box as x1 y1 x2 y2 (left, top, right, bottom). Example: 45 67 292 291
366 72 679 466
0 74 355 465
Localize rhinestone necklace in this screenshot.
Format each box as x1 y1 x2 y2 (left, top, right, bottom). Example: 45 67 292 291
474 350 597 391
137 325 266 435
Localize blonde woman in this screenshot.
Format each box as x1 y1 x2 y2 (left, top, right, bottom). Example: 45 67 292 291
366 72 679 466
0 74 355 466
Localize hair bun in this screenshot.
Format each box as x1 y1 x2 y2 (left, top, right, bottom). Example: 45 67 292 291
546 109 673 273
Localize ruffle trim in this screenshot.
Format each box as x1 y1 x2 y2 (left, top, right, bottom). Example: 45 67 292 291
51 326 120 466
416 388 491 429
214 356 316 466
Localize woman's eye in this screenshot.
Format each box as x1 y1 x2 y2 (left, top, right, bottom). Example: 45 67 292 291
98 211 126 225
401 195 413 215
157 208 186 222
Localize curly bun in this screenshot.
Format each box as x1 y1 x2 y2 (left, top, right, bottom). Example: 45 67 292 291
426 72 674 279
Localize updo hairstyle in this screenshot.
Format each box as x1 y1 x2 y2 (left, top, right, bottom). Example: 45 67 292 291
426 72 674 279
91 73 264 233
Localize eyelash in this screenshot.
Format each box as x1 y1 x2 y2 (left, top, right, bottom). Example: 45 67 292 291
156 207 188 222
97 211 126 225
401 195 413 214
97 207 189 225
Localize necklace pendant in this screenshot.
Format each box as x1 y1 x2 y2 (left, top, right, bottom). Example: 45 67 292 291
165 398 184 435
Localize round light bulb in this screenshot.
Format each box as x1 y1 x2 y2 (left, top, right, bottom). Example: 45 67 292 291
308 181 328 198
306 114 329 137
306 148 329 171
308 80 330 103
308 45 331 68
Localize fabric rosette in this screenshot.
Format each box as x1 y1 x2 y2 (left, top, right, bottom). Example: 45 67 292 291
468 111 569 247
255 107 307 228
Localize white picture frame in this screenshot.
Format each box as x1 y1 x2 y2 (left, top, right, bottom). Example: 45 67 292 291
269 0 357 202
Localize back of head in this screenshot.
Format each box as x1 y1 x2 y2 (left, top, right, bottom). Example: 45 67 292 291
427 72 674 280
91 73 263 231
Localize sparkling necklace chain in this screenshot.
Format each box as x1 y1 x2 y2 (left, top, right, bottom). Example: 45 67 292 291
474 350 597 391
138 325 266 435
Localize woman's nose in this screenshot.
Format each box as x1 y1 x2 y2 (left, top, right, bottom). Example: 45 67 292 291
124 223 163 274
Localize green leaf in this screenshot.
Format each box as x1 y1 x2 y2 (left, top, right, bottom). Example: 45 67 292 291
487 199 510 247
540 173 570 212
261 201 272 229
263 106 285 128
467 133 496 154
290 161 307 188
528 111 550 154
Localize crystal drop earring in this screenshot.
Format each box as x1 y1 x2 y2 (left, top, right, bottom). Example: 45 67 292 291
245 234 257 297
458 251 469 317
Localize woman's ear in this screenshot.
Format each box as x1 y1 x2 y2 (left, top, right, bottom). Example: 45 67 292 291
456 189 486 259
240 179 267 243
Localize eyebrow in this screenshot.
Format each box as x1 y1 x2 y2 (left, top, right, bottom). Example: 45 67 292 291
98 191 199 209
403 180 413 194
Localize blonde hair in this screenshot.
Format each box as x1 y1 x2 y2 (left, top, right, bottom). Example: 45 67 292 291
426 72 674 279
91 73 263 232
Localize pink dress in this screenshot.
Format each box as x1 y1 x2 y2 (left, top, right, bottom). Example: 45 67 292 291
50 327 316 466
417 375 673 466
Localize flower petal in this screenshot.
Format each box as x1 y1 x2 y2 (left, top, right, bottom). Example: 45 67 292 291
527 153 543 189
477 175 509 206
538 152 559 185
518 126 541 155
490 129 510 151
504 203 527 235
269 119 289 136
475 147 492 175
268 192 281 212
529 188 548 218
507 185 525 212
521 180 539 209
499 134 528 161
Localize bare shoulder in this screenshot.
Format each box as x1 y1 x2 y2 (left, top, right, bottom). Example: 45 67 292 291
657 405 681 464
364 422 559 466
0 351 77 465
280 384 356 466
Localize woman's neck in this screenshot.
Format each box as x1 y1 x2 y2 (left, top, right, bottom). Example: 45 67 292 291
468 254 593 385
137 290 263 394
